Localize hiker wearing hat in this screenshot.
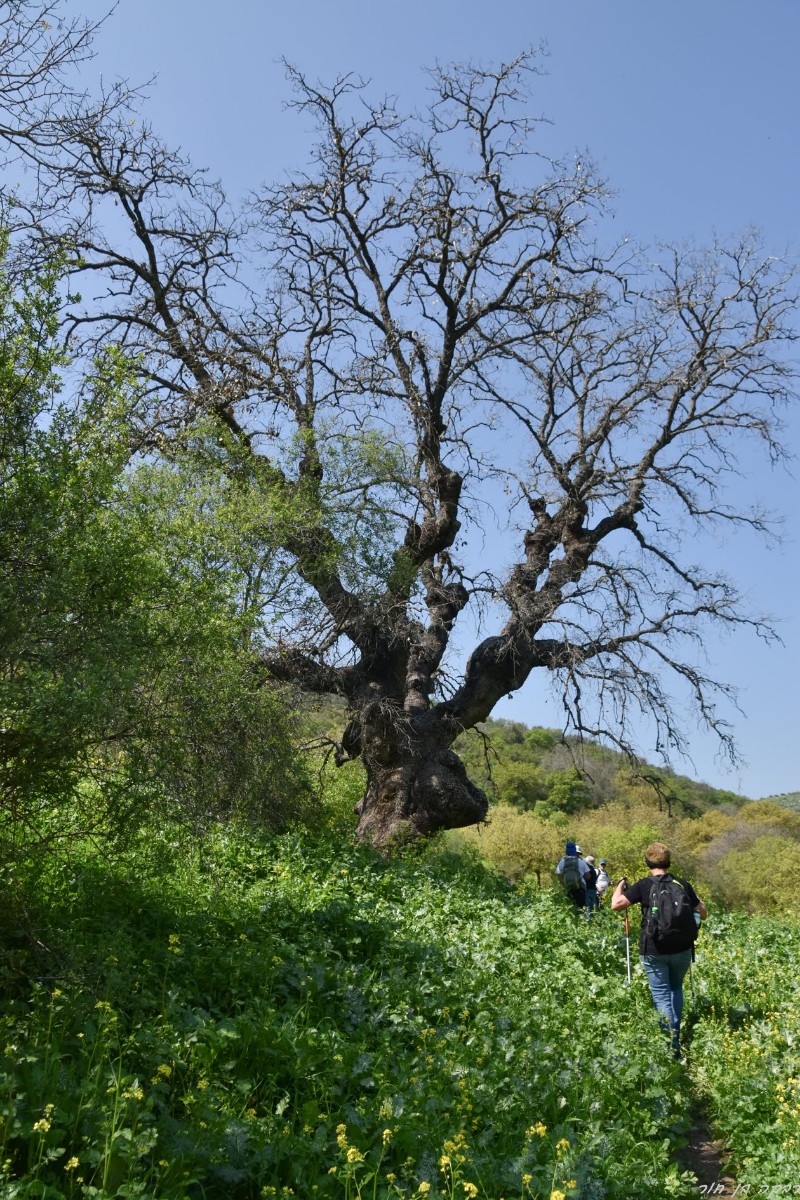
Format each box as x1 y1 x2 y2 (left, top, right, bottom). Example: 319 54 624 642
583 855 600 918
611 842 707 1058
595 860 611 903
555 841 591 908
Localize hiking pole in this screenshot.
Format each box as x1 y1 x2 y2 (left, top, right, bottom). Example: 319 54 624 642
624 909 631 984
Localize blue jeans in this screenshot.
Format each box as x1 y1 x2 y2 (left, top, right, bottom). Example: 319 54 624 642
584 887 599 917
640 949 693 1049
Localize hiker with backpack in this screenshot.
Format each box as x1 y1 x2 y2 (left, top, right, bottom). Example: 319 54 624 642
595 860 611 903
583 855 600 918
555 841 590 908
610 842 707 1059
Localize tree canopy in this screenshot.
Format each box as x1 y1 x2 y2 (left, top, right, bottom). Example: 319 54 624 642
3 6 797 845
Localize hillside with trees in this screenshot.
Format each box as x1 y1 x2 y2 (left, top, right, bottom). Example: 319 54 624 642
441 717 800 915
452 717 749 816
762 791 800 812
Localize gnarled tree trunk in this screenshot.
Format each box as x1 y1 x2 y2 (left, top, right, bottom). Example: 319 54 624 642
355 743 488 848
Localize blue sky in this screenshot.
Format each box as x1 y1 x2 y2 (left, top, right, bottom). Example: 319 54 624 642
78 0 799 798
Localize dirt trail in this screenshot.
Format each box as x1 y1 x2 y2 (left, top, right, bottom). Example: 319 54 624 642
675 1103 737 1197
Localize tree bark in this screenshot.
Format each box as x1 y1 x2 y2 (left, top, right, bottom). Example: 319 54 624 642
353 716 488 848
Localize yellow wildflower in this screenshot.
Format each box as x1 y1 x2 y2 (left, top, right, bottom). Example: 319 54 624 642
551 1192 567 1200
527 1122 547 1138
65 1157 80 1171
346 1146 364 1163
556 1138 570 1155
382 1127 393 1145
417 1184 431 1196
522 1175 533 1187
463 1184 479 1199
32 1119 51 1133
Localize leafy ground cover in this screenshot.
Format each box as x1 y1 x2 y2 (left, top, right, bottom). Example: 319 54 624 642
1 823 798 1198
687 912 800 1190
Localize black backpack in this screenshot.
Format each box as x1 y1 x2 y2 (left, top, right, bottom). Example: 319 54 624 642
584 866 598 889
560 855 583 893
645 875 698 952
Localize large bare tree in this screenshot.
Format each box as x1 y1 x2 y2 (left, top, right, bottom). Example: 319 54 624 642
11 33 797 845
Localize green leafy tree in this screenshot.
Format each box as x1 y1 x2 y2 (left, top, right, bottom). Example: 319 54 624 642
453 804 565 884
540 767 592 817
524 728 559 756
720 835 800 914
492 760 547 811
0 244 308 854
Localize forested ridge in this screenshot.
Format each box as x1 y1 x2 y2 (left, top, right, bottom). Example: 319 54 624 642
448 717 800 918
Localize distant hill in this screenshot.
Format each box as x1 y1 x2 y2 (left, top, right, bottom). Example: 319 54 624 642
452 717 750 817
761 791 800 812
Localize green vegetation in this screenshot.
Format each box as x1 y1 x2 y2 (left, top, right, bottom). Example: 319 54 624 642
1 239 310 858
691 911 800 1186
3 649 799 1196
2 813 799 1199
454 718 748 818
451 796 800 916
